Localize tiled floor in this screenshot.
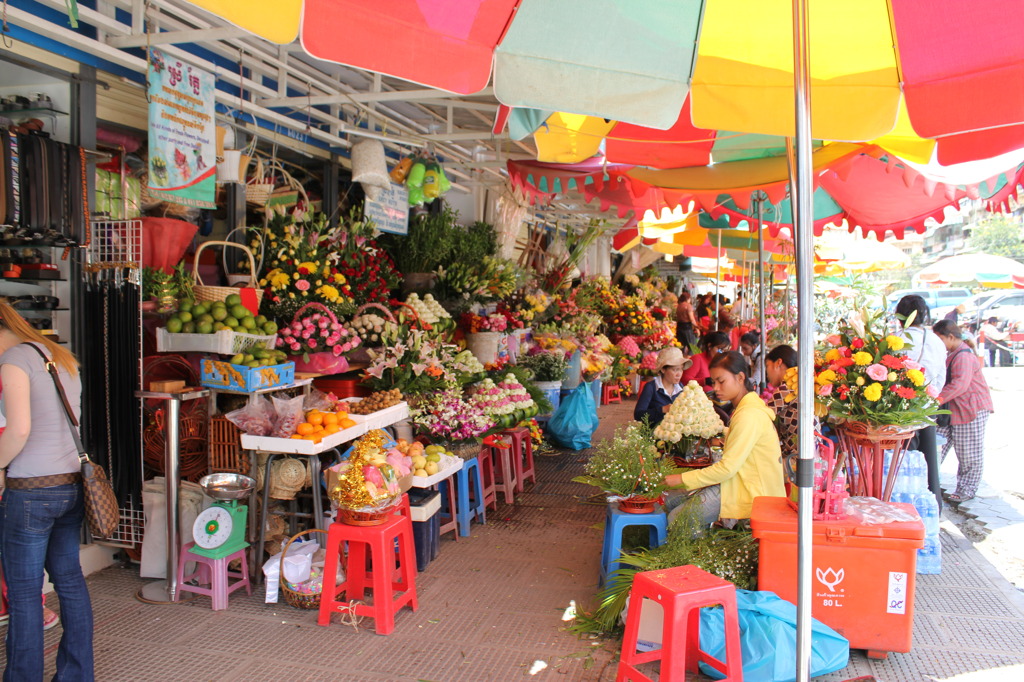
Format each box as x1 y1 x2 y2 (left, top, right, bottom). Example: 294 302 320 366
8 398 1024 681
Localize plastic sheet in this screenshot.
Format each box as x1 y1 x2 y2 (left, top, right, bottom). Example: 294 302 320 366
842 496 922 525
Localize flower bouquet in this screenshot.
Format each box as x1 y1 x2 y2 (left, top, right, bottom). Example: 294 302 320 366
276 302 361 374
410 388 496 447
325 429 411 524
468 374 539 428
653 380 725 464
572 423 674 513
363 328 485 395
816 309 945 501
460 311 509 334
637 351 659 377
404 293 455 336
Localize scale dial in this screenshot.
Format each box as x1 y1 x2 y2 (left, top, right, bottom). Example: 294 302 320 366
193 506 234 549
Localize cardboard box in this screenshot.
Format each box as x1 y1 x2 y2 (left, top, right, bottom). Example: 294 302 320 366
149 379 186 393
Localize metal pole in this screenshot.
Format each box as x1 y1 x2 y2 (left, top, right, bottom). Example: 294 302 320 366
791 0 816 678
715 228 722 330
164 398 182 601
756 195 768 391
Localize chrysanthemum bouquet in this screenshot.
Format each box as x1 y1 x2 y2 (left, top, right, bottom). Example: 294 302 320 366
573 423 673 499
815 310 942 427
653 381 725 457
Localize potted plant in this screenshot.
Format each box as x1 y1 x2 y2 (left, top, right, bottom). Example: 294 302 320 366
517 350 569 414
574 423 673 513
382 206 458 293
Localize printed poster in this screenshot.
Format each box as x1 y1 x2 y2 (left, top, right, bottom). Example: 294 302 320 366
146 49 217 208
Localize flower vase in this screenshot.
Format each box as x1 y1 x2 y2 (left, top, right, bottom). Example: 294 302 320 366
835 420 916 501
466 331 501 366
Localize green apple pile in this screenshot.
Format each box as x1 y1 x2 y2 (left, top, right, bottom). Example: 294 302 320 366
164 293 279 336
410 444 449 478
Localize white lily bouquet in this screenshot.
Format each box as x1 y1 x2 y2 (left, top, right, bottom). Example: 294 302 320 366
653 380 725 458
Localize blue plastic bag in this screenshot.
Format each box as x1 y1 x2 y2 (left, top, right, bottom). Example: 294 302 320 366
546 382 600 450
699 589 849 682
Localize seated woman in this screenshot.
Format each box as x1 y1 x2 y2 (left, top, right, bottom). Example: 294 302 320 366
681 332 730 391
664 351 786 527
634 347 693 428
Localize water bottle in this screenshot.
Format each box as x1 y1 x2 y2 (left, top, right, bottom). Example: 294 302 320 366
913 491 941 536
917 535 942 574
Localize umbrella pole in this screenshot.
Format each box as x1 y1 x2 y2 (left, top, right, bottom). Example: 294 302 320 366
790 0 815 679
756 194 767 392
715 228 722 330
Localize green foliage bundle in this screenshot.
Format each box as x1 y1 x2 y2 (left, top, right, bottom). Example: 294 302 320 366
573 498 759 635
516 350 569 382
383 206 460 273
572 422 672 498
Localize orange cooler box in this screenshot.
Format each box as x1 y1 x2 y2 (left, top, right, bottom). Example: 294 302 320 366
750 496 924 657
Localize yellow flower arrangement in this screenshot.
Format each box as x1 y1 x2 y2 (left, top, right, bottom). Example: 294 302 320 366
885 335 905 351
863 382 883 401
852 351 873 366
906 368 925 386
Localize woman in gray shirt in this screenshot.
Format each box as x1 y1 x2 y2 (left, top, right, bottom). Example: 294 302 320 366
0 299 93 681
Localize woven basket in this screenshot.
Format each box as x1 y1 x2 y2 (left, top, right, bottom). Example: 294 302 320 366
192 240 264 306
245 158 275 207
280 528 329 610
337 502 397 527
618 495 659 514
209 415 250 475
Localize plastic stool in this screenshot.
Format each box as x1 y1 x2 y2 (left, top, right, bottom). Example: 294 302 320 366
504 427 536 493
617 565 742 682
600 504 668 586
602 384 622 405
437 476 459 542
317 515 418 635
451 457 486 537
490 440 518 504
477 446 498 511
175 542 251 611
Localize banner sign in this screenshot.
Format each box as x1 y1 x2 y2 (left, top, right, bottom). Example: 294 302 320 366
364 183 410 235
147 49 217 208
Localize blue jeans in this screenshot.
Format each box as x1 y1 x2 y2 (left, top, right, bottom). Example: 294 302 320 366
0 484 94 681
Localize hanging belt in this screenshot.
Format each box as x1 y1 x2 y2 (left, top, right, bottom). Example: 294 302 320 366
9 131 21 227
0 129 7 224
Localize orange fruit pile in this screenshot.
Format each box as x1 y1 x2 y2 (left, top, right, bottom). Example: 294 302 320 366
288 409 358 443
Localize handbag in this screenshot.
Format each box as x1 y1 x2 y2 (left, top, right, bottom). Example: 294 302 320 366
24 344 119 538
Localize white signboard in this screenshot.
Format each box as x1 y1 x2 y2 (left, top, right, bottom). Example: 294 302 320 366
364 183 409 235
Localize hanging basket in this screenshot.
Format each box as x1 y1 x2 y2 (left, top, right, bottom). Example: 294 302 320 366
835 421 916 502
245 158 275 206
618 495 659 514
191 240 264 306
351 139 390 201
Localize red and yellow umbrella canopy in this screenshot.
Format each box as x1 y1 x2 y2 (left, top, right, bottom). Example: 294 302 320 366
187 0 1024 163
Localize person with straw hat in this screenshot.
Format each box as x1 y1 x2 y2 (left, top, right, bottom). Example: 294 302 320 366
634 347 693 428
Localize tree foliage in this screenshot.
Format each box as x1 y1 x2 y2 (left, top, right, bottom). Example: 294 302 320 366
969 215 1024 263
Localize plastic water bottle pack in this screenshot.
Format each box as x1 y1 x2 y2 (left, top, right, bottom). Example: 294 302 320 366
884 449 942 574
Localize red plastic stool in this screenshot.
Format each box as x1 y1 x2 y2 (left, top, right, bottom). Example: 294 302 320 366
504 427 536 493
175 542 251 611
318 515 418 635
437 476 459 541
489 437 518 504
617 565 742 682
476 445 498 511
602 384 622 405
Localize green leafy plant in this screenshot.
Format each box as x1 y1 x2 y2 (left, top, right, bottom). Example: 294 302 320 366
572 422 672 498
382 206 459 273
573 498 759 635
141 266 175 301
517 350 569 382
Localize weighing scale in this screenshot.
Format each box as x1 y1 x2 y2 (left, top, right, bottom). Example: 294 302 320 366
191 473 255 559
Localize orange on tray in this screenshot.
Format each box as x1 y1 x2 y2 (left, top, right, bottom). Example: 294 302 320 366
296 423 315 436
323 412 339 426
339 417 357 429
307 411 324 426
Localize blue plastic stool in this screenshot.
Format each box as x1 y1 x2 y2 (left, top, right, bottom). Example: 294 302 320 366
600 504 668 585
441 457 486 537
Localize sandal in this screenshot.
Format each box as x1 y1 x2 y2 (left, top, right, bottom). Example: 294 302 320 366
42 607 59 631
946 493 973 505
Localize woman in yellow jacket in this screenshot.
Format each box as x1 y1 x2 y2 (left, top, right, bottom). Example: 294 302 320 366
664 351 785 528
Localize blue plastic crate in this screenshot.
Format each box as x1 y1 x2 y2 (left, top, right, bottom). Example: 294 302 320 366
200 360 295 392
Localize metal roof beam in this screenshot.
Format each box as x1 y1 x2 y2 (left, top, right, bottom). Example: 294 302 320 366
106 25 250 48
259 87 493 108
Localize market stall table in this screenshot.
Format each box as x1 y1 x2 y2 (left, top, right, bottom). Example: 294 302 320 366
240 401 411 583
134 388 210 605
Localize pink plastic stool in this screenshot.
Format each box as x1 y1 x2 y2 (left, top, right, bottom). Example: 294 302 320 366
476 446 498 511
490 438 518 504
318 515 418 635
618 565 742 682
504 427 536 493
602 384 622 405
175 542 251 611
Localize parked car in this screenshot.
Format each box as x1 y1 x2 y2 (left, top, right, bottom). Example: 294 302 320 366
971 291 1024 327
885 287 973 318
933 290 1003 322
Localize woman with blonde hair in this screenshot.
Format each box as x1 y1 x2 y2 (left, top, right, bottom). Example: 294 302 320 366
0 299 93 680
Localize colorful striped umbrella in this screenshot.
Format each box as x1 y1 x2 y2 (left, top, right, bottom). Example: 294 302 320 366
187 0 1024 164
916 254 1024 289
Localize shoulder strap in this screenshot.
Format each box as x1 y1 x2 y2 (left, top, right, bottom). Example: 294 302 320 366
21 343 86 457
